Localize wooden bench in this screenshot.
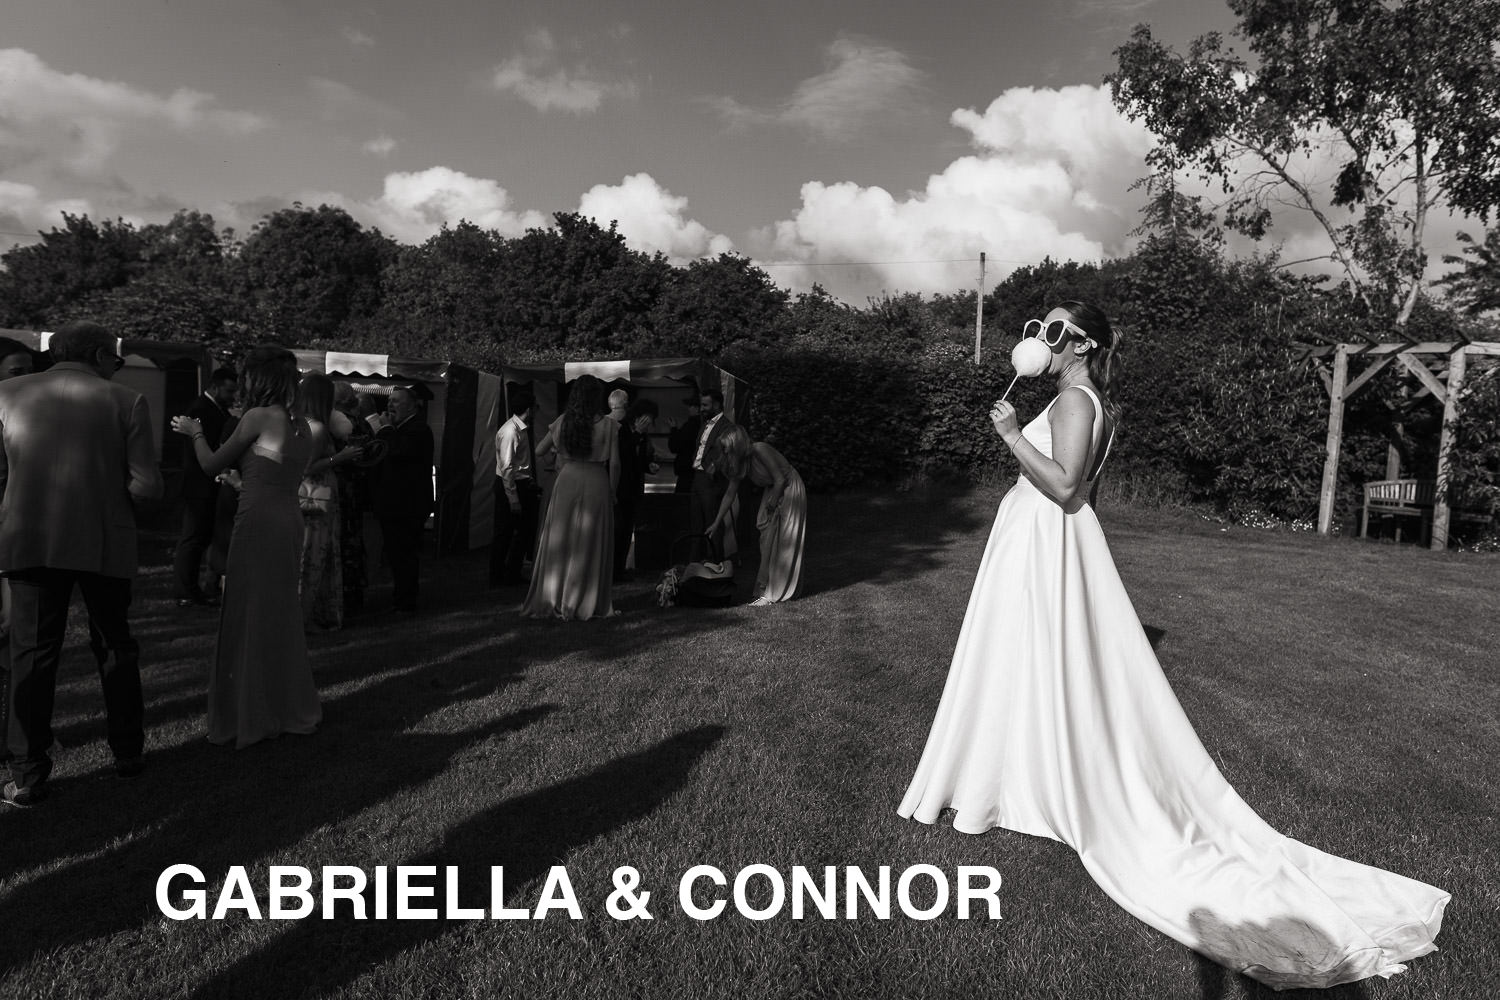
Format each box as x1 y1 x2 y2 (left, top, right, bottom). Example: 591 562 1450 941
1361 479 1434 543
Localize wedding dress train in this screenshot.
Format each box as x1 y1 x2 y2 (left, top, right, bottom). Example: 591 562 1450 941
898 385 1448 989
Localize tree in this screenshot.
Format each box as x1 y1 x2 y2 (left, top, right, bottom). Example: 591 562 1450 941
0 214 145 327
1440 227 1500 314
496 213 670 357
1108 0 1500 330
648 253 788 356
369 221 511 362
234 204 395 345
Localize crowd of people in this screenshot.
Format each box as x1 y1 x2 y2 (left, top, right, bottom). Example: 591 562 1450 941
0 326 806 803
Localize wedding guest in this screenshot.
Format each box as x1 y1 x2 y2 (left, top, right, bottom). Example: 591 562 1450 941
897 302 1448 988
613 397 659 580
296 373 355 631
172 344 320 749
205 412 243 599
0 338 34 381
173 367 238 608
690 389 735 560
491 391 540 588
666 396 701 494
607 388 629 423
332 382 372 616
370 384 434 614
0 338 35 701
1 322 162 806
522 375 619 620
706 425 806 604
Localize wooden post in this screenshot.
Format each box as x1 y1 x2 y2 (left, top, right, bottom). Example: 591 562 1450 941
1317 344 1349 535
973 251 986 364
1431 346 1469 550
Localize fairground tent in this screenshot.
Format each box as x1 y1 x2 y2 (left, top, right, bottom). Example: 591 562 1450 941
0 328 212 491
499 358 750 570
293 350 502 554
500 357 749 464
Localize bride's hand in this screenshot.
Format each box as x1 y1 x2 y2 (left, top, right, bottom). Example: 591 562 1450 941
171 415 202 438
990 400 1020 442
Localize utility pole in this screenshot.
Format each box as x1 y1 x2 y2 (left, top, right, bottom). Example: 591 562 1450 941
973 251 986 364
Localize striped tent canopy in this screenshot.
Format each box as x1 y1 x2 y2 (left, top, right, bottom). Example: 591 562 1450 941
292 349 505 555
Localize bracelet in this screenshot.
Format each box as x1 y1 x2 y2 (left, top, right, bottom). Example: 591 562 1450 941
193 432 205 441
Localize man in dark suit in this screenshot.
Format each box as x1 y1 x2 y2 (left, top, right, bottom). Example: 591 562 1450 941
371 384 435 614
173 367 237 607
667 396 702 495
0 322 163 806
689 389 735 561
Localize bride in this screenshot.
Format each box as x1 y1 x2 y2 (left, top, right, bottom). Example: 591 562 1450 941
897 301 1448 989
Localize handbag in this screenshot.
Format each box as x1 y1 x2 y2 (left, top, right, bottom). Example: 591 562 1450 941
298 478 334 514
666 532 737 607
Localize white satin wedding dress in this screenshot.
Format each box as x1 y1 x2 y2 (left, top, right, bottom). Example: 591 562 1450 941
898 385 1448 990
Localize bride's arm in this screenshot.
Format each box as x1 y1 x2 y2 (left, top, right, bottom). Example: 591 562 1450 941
992 388 1094 506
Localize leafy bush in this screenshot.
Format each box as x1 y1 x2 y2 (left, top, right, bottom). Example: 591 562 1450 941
1443 361 1500 526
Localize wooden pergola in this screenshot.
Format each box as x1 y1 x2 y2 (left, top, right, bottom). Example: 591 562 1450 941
1304 340 1500 549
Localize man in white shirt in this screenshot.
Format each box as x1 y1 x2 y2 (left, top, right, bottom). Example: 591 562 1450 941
490 391 539 587
690 389 734 561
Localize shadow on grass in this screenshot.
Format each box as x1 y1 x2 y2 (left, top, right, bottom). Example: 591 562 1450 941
185 724 725 1000
798 485 988 599
1 536 735 973
1143 624 1166 651
0 678 552 973
1188 908 1374 1000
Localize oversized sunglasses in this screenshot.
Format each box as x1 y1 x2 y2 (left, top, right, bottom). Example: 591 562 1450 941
1023 317 1095 349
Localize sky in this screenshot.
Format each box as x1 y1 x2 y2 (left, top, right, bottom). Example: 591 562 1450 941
0 0 1483 303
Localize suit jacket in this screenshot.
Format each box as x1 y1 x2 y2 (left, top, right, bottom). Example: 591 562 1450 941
180 393 229 499
669 416 702 480
372 416 435 522
617 420 643 500
0 363 164 579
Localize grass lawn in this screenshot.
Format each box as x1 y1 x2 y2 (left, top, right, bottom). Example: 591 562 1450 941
2 485 1497 1000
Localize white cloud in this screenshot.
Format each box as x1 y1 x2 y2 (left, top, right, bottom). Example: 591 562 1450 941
712 36 923 140
362 134 398 158
576 173 733 261
0 48 266 175
307 166 549 243
490 28 636 114
0 180 93 237
756 85 1150 298
341 26 376 48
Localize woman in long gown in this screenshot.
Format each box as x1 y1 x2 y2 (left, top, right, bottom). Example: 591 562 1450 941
172 345 321 749
521 375 619 620
705 425 806 604
296 373 345 631
898 302 1448 990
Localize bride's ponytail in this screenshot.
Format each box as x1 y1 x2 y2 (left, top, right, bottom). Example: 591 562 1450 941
1060 300 1121 422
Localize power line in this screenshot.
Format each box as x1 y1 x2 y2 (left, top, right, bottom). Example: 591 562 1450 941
747 256 1038 269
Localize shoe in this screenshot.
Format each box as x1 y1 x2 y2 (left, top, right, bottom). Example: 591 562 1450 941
2 781 47 808
114 756 145 779
176 596 218 609
749 596 773 607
